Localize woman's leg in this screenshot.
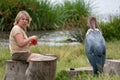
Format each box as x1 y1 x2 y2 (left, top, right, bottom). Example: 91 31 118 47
27 53 43 62
27 53 54 62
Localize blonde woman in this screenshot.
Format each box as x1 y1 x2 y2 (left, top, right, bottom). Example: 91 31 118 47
9 10 51 62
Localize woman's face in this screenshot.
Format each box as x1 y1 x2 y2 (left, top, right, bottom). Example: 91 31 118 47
18 15 29 28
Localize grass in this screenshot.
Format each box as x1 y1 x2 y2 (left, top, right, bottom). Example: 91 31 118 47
106 41 120 59
0 47 10 79
0 41 120 80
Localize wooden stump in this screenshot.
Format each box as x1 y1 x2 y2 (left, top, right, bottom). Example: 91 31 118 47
104 59 120 76
63 66 93 80
4 60 28 80
26 56 57 80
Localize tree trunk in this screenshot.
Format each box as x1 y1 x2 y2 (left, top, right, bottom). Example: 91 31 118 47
26 56 57 80
4 60 28 80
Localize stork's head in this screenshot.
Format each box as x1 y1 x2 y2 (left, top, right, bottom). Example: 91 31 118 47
88 16 98 30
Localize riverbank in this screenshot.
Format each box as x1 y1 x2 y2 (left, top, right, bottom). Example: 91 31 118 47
0 30 81 47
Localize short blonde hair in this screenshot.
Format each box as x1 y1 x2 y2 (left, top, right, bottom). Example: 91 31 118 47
14 10 32 27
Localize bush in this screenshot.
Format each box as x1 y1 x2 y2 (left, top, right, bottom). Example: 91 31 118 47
0 0 40 31
100 16 120 41
0 0 65 31
61 0 91 43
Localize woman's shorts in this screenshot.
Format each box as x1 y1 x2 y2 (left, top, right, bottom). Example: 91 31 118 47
12 52 31 61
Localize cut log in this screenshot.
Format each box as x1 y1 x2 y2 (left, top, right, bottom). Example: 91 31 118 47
62 66 93 80
4 60 28 80
104 59 120 76
26 56 57 80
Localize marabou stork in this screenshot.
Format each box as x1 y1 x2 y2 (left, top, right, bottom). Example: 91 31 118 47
85 16 106 76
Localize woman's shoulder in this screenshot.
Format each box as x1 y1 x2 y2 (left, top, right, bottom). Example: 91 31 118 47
10 25 24 37
11 25 22 32
12 25 20 29
10 25 22 33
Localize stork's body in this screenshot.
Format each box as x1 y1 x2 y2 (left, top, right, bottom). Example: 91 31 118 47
85 29 106 75
85 16 106 75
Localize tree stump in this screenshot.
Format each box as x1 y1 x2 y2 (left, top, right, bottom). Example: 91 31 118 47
62 66 93 80
104 59 120 76
4 60 28 80
26 56 57 80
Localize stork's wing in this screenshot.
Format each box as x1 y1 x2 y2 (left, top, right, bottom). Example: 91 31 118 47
85 30 106 56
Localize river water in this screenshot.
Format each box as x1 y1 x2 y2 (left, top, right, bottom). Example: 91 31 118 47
0 30 80 48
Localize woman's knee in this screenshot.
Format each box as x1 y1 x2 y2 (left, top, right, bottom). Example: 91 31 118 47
27 53 42 62
27 53 36 62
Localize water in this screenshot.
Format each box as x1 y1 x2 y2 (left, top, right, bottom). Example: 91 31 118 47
37 30 80 46
0 32 9 47
0 30 80 47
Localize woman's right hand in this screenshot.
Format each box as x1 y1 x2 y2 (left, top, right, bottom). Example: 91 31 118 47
28 35 38 45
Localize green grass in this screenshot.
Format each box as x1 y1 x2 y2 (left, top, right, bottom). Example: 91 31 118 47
0 41 120 80
0 47 10 79
106 41 120 59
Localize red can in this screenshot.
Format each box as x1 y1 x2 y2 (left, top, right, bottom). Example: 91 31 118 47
32 39 37 45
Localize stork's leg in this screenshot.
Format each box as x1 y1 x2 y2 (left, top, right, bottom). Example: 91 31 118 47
86 53 98 75
94 55 105 74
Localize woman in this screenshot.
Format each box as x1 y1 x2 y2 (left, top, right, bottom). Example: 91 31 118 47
85 16 106 76
9 10 50 62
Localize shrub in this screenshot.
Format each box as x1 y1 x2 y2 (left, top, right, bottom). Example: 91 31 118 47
0 0 65 31
60 0 91 43
100 16 120 41
0 0 41 31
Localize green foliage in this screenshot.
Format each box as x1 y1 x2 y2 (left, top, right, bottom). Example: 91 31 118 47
60 0 91 43
100 16 120 41
0 0 64 31
30 0 63 30
0 0 40 31
0 47 10 79
0 0 91 31
62 0 90 29
56 71 68 80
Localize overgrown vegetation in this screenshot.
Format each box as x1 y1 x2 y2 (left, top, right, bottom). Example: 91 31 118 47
0 0 64 31
0 0 90 31
100 16 120 41
61 0 91 43
1 0 120 42
0 41 120 80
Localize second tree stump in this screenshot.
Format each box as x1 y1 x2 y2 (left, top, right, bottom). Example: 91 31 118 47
26 56 57 80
